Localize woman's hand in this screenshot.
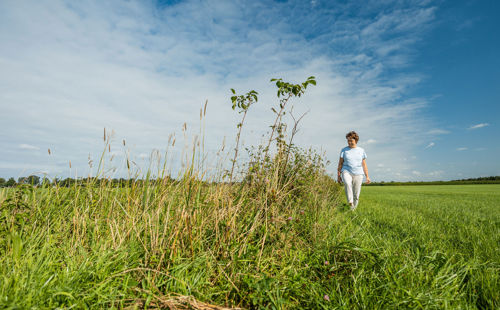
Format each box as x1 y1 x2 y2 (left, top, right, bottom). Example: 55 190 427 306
337 158 344 184
362 159 370 184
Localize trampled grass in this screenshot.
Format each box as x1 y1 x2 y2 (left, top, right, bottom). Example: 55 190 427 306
1 182 498 309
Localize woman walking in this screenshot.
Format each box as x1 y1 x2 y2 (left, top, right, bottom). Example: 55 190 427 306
337 131 371 210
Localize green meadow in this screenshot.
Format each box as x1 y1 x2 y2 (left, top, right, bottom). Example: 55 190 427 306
344 185 500 309
1 181 498 309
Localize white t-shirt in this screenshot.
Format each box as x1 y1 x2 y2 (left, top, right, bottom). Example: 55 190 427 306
340 146 367 175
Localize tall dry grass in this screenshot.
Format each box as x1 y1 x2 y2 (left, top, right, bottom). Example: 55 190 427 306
1 103 344 308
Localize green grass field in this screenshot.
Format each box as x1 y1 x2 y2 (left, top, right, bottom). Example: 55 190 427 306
1 183 498 309
336 185 500 309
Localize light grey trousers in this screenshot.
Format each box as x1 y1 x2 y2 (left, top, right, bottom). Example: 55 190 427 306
341 170 363 209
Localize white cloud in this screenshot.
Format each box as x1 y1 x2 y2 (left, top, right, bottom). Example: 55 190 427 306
0 0 439 181
425 142 435 149
19 144 40 150
456 147 467 151
468 123 489 130
427 129 450 135
428 170 444 177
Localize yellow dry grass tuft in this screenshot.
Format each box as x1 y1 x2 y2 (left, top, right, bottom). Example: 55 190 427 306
125 294 244 310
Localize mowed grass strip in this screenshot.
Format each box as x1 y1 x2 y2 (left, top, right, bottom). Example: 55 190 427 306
360 185 499 260
338 185 500 309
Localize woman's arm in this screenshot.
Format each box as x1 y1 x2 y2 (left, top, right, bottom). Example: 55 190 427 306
337 157 343 183
362 159 371 184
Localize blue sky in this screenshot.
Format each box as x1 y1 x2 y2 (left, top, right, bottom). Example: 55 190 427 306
0 0 498 181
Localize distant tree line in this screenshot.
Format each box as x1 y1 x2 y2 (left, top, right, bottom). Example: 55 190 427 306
366 176 500 186
1 175 499 188
0 175 177 188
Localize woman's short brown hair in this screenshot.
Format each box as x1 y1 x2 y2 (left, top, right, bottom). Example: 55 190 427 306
346 131 359 142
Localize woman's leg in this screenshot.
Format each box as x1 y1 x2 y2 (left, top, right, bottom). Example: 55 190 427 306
341 171 354 206
352 174 363 209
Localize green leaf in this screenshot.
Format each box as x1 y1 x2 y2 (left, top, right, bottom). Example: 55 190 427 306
231 88 236 94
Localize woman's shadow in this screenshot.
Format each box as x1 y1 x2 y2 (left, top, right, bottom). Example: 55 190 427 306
336 202 352 212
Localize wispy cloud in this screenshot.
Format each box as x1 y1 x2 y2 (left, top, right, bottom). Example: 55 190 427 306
427 129 450 135
428 170 444 177
468 123 489 130
19 144 40 150
0 0 438 181
425 142 435 149
456 147 467 151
